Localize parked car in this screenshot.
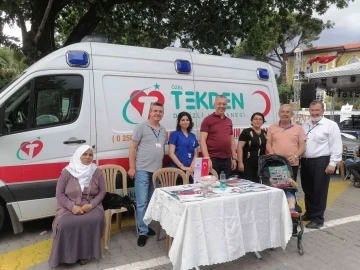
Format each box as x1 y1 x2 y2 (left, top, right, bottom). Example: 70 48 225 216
341 132 357 140
342 136 359 157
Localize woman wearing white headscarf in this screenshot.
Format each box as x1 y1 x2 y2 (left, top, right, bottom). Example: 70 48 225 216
49 145 106 267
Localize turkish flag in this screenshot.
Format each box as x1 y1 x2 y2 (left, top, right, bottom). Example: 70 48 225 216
308 57 319 65
318 55 337 63
201 158 209 176
308 55 337 66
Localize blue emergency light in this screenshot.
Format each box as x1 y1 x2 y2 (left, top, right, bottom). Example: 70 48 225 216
175 60 191 74
257 68 269 80
66 51 90 67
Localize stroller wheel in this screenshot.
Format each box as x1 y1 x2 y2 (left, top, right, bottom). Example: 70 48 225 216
297 241 304 256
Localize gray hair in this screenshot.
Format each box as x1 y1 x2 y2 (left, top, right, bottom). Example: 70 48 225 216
309 100 324 110
279 104 293 113
215 95 227 100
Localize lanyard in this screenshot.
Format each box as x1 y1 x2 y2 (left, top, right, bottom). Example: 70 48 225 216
307 123 319 136
150 127 161 140
279 121 293 131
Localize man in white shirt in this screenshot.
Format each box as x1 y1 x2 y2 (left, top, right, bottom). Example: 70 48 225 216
301 101 342 229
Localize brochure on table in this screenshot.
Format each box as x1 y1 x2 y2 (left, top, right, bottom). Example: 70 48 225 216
161 179 272 202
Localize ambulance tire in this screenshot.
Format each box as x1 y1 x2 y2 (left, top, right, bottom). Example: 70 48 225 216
0 203 5 232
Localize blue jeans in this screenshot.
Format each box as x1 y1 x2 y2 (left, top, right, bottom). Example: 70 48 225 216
135 170 154 236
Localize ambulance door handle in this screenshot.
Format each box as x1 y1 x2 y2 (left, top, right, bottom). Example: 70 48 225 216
63 139 86 144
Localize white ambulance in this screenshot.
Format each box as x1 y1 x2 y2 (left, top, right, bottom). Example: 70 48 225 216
0 42 280 233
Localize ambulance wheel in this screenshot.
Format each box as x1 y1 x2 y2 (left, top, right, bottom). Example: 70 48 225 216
0 203 5 232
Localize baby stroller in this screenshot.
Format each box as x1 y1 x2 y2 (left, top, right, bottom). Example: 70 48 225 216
258 154 304 255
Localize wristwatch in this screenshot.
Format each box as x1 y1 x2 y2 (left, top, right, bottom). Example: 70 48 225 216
232 157 237 161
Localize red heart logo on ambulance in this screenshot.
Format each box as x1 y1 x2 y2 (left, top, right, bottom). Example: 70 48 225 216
20 140 43 158
130 90 165 116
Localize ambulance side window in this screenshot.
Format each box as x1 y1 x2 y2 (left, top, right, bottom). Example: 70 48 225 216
1 75 83 135
33 75 83 127
2 83 31 134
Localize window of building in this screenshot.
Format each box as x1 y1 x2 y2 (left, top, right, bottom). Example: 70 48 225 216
1 75 83 135
347 56 360 65
306 65 313 73
318 65 327 72
316 89 325 102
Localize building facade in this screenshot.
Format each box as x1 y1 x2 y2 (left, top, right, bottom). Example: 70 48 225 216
287 42 360 83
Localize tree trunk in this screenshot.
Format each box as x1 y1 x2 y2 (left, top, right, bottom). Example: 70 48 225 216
22 15 57 63
21 0 67 63
63 0 122 46
280 45 287 84
20 0 131 63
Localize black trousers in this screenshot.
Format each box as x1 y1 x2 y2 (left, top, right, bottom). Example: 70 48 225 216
242 159 259 183
211 157 232 179
300 156 330 224
292 166 299 182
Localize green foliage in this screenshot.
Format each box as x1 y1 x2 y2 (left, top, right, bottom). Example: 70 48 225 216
0 47 28 89
277 83 293 104
0 0 354 63
233 11 336 83
275 74 293 104
330 95 360 110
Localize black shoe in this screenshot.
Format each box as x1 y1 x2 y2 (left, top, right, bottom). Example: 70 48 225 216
148 227 156 236
306 221 323 229
137 235 147 247
301 213 311 221
78 259 90 265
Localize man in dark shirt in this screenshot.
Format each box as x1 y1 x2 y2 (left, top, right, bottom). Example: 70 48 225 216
200 95 237 178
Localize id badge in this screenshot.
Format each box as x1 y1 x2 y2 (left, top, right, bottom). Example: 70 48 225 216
155 143 162 148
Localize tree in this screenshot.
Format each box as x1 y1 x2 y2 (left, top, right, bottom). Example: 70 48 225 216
233 12 335 83
274 74 293 104
0 0 354 64
0 47 28 88
331 93 360 110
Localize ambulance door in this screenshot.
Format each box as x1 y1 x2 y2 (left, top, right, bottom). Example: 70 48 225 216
0 70 93 222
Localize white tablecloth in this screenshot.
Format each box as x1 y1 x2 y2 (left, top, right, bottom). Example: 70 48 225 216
144 187 292 270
